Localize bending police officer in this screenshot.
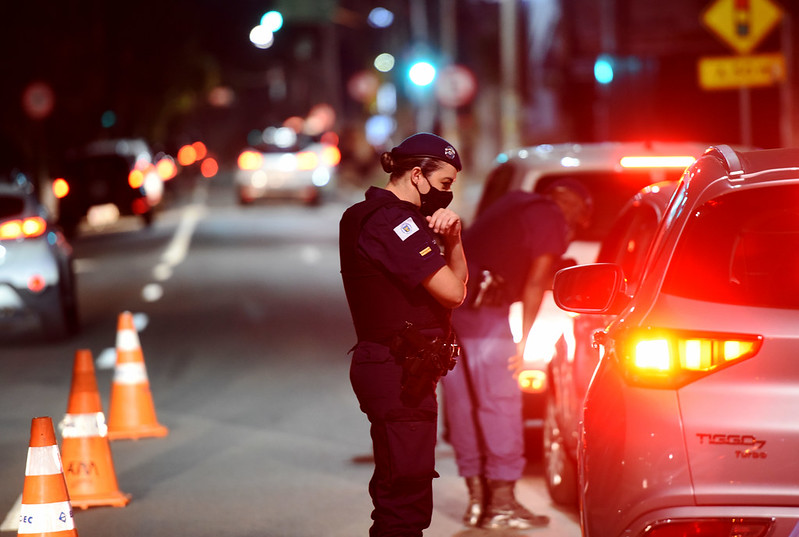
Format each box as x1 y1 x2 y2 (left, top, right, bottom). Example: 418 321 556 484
339 133 468 537
442 179 593 529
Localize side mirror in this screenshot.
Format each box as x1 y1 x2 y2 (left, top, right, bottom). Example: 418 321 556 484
553 263 628 314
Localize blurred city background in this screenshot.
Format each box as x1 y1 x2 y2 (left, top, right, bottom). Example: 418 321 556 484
2 0 797 196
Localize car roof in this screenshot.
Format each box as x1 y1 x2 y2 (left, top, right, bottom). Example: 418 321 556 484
496 141 712 175
684 145 799 202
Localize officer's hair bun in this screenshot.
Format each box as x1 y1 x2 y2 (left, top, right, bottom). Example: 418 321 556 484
380 152 394 173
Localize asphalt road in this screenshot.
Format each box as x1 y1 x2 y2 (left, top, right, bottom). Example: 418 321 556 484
0 172 580 537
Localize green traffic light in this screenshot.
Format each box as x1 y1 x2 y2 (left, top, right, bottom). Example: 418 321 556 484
594 55 614 84
409 61 436 86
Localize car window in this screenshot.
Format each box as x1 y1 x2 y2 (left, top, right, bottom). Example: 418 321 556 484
662 184 799 309
67 155 131 180
0 195 24 219
533 171 680 242
596 203 660 289
474 162 518 217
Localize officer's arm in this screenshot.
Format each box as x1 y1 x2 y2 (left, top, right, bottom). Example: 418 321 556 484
518 253 557 355
423 266 467 309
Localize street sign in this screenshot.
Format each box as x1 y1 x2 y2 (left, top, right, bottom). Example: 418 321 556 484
701 0 783 55
698 52 785 90
22 82 54 120
434 65 477 108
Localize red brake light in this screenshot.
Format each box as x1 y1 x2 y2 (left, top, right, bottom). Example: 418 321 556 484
200 157 218 178
619 328 763 388
296 151 318 171
128 169 145 189
238 150 263 171
28 274 46 293
642 518 771 537
156 157 178 180
321 145 341 167
0 217 47 240
619 155 696 168
52 178 70 199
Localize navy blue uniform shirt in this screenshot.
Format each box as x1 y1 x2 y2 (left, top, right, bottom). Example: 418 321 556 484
464 191 569 304
359 186 446 289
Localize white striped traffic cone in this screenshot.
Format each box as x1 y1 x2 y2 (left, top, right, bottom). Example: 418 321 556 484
18 416 78 537
107 311 168 440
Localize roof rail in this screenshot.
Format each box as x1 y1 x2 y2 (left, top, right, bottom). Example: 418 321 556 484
706 144 744 177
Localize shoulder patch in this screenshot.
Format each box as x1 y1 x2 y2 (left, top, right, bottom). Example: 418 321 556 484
393 217 419 241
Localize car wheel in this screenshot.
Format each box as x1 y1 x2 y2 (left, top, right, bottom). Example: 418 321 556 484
141 210 155 227
41 273 80 341
543 392 578 506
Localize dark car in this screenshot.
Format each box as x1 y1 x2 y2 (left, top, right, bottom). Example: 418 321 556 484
553 145 799 537
55 139 164 236
0 169 79 339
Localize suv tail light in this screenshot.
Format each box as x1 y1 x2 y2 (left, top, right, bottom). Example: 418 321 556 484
0 217 47 240
642 518 772 537
618 328 762 388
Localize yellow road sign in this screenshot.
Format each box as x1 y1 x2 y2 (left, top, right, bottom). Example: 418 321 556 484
698 52 785 90
701 0 783 54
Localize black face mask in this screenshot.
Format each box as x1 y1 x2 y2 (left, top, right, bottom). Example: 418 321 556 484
418 176 453 217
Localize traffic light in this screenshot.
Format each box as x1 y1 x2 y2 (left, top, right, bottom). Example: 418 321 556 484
594 54 645 85
408 60 436 87
594 54 615 85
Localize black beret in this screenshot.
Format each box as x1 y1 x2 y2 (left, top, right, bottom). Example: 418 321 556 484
391 133 462 171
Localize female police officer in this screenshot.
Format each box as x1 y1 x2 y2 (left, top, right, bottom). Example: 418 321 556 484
339 133 467 536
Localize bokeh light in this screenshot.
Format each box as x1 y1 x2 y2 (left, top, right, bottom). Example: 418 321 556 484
368 7 394 28
408 61 436 86
260 11 283 32
249 25 274 49
374 53 395 73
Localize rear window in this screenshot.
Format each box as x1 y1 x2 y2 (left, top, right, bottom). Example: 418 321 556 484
66 154 131 181
534 170 682 241
663 184 799 309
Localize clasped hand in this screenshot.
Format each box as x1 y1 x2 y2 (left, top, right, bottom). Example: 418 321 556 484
426 208 462 239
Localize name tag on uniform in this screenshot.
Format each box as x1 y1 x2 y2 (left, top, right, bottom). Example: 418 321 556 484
393 217 419 241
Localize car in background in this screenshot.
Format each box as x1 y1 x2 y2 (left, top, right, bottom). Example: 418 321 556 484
473 141 710 420
542 180 678 505
235 126 341 206
55 138 164 236
0 168 79 339
553 145 799 537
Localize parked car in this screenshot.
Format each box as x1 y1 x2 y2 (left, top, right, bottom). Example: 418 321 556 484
55 138 164 236
235 127 341 206
543 180 678 505
0 168 79 339
472 141 711 420
553 145 799 537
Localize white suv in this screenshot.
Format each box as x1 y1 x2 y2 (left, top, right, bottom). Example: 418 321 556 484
472 141 711 421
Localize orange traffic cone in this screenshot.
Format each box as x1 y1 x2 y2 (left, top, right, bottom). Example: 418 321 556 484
107 311 169 440
59 349 130 509
18 416 78 537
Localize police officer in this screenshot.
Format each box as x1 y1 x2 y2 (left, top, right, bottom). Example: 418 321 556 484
339 133 467 537
441 179 593 530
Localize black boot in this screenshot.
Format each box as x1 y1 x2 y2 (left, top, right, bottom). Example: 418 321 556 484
463 476 485 527
481 479 550 530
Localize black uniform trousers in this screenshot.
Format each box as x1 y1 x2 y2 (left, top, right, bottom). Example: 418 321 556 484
350 341 439 537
